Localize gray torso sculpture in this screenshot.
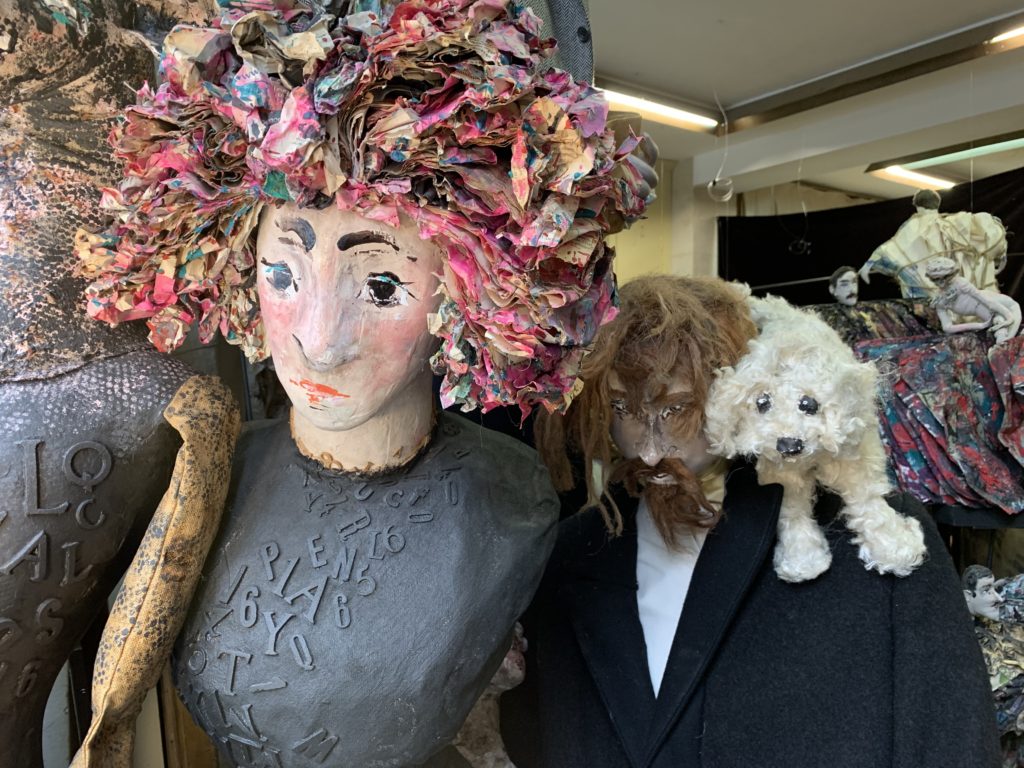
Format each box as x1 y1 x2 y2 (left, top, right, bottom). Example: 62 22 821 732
173 413 557 768
0 3 226 766
0 354 189 765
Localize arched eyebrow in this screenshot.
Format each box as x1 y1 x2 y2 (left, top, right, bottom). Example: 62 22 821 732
277 217 316 251
337 230 400 253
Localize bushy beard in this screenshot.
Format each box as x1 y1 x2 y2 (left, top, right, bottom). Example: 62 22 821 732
608 457 720 549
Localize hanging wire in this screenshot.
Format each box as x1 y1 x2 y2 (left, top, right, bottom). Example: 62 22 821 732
773 137 812 255
969 69 975 212
707 90 734 203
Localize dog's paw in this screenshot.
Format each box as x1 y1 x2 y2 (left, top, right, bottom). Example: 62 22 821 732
773 540 832 583
854 514 927 577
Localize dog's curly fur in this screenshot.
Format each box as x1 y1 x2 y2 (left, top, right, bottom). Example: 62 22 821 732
705 294 927 582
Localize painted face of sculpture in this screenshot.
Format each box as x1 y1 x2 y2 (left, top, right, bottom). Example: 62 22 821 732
965 574 1003 621
829 270 859 306
255 203 443 431
607 368 715 479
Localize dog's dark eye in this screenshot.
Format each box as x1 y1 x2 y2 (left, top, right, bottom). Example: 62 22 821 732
611 399 629 416
798 395 819 415
755 392 772 414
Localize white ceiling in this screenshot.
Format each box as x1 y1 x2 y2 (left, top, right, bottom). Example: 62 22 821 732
589 0 1024 110
587 1 1024 200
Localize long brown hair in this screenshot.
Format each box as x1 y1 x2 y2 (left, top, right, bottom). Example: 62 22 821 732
536 275 757 537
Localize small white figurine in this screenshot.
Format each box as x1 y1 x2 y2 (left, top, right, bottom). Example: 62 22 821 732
828 265 859 306
705 294 927 583
925 256 1022 344
860 189 1007 298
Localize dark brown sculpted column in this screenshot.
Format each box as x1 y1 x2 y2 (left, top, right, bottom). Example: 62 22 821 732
0 3 238 766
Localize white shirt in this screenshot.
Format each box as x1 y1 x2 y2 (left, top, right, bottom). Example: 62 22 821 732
635 498 707 697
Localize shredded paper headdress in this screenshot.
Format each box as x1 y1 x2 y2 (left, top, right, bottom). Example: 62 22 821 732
75 0 648 414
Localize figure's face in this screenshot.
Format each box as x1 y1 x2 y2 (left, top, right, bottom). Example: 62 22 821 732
255 202 443 431
829 270 858 306
965 575 1003 621
607 368 714 478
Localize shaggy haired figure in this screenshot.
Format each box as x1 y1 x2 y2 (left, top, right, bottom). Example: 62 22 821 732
705 294 928 582
503 275 999 768
538 275 756 546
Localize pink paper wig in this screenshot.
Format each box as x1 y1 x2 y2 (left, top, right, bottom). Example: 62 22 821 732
75 0 648 415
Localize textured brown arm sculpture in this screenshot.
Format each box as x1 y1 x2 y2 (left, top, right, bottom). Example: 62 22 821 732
72 375 240 768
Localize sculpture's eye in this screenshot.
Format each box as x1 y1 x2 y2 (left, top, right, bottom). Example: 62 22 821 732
359 272 414 307
755 392 772 414
260 258 297 294
661 404 685 419
798 395 820 415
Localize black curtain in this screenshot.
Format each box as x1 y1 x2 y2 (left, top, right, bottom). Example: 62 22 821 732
717 165 1024 306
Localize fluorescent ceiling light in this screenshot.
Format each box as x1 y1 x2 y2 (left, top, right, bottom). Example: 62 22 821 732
990 26 1024 44
871 165 957 190
903 137 1024 169
600 89 718 131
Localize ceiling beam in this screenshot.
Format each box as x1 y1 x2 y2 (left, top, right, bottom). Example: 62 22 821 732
691 46 1024 193
723 11 1024 134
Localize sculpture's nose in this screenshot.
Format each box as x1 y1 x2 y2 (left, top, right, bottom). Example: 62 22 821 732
776 437 804 456
292 333 357 372
639 435 665 467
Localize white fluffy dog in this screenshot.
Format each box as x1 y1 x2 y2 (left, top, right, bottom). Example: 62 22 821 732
704 294 927 583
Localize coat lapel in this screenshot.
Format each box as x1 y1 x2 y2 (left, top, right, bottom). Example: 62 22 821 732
559 495 656 768
643 462 782 765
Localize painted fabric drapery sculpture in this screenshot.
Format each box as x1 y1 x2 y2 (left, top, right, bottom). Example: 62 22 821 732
810 298 939 347
850 332 1024 513
0 3 239 767
71 0 647 765
859 188 1008 299
705 294 926 582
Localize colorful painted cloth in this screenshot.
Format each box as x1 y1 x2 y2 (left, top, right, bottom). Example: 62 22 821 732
974 619 1024 736
990 337 1024 468
1000 573 1024 625
809 298 940 347
856 333 1024 514
74 0 649 416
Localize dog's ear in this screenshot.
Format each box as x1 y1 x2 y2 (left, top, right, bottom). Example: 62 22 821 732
747 294 808 334
705 364 749 458
824 358 881 454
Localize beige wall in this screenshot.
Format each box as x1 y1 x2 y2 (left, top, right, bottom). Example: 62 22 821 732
606 158 675 283
608 157 734 284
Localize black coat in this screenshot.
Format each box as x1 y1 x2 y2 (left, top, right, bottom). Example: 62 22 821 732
501 463 1000 768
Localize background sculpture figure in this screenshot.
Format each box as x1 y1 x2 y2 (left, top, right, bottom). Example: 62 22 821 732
964 564 1006 621
925 255 1022 344
963 564 1024 763
0 3 238 767
827 265 859 306
859 188 1008 299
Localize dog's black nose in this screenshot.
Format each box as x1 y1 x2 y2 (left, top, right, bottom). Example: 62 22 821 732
777 437 804 456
